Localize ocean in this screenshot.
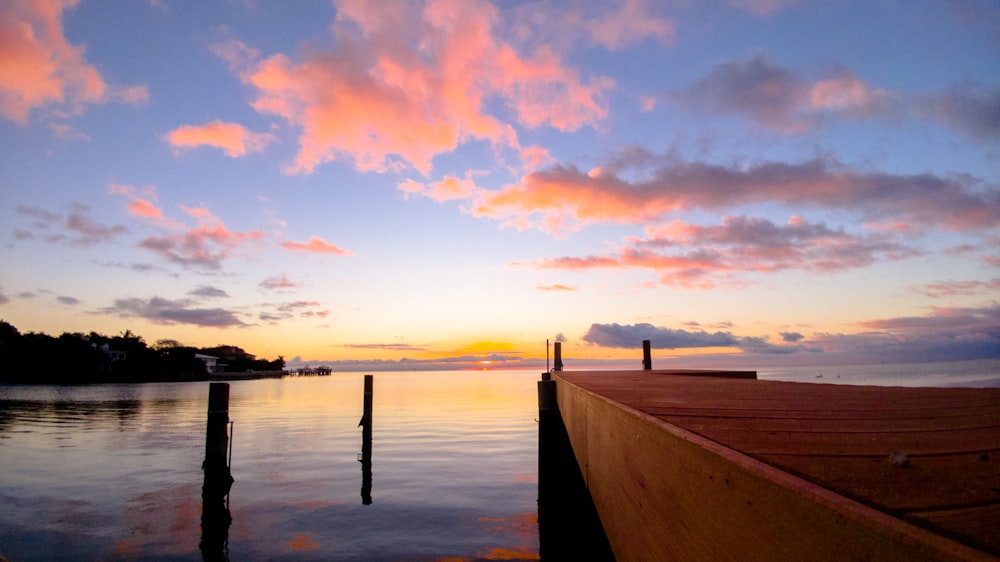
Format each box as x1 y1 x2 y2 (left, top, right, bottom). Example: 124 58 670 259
0 360 997 560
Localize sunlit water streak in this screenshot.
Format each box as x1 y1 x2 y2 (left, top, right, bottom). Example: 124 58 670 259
1 361 997 560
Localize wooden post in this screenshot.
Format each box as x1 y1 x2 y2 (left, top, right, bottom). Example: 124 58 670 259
553 342 563 371
642 340 652 370
359 374 373 505
201 382 233 557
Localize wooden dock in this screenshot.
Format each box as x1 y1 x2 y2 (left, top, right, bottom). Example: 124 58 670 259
548 370 1000 561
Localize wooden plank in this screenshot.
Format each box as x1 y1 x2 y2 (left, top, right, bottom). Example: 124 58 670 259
656 413 998 432
646 405 999 422
755 452 1000 513
658 422 1000 456
906 505 1000 556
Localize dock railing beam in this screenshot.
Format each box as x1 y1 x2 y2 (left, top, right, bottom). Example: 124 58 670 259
642 340 652 370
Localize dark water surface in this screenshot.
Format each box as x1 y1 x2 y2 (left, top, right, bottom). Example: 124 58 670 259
0 371 541 561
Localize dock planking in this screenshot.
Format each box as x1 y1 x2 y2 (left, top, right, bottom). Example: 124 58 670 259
553 370 1000 559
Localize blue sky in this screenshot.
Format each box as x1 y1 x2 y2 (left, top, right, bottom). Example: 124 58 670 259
1 0 998 370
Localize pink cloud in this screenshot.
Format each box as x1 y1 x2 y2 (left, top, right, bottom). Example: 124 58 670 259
0 0 146 123
810 71 890 116
536 283 578 292
127 198 163 220
260 275 301 290
137 207 266 269
282 236 354 256
583 0 675 50
669 55 897 133
164 119 277 158
216 0 612 175
471 156 999 235
398 176 477 202
527 215 916 289
913 279 1000 299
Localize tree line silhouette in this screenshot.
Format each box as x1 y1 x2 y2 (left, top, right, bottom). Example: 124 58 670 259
0 320 284 384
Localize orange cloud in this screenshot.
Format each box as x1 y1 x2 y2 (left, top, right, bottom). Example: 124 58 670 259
127 198 162 220
282 235 354 256
0 0 146 123
398 176 477 202
164 119 277 157
217 0 612 175
810 72 889 115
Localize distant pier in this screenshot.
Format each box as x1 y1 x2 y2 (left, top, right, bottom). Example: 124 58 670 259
544 369 1000 560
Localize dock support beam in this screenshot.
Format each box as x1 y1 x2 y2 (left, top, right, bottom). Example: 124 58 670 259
537 375 614 560
553 342 563 372
643 340 652 370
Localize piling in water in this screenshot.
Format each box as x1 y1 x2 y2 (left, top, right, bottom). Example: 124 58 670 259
553 342 563 372
359 374 373 505
643 340 652 370
201 382 233 558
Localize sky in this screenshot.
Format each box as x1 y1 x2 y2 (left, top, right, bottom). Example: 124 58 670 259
1 0 998 372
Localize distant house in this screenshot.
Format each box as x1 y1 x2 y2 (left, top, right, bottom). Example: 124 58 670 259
195 354 221 374
316 366 332 375
98 343 127 363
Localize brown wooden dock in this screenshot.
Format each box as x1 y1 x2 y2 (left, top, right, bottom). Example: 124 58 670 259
549 370 1000 561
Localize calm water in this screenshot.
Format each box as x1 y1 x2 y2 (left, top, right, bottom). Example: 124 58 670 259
0 371 542 561
2 361 998 561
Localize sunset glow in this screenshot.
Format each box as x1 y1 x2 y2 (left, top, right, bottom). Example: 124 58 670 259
1 0 997 371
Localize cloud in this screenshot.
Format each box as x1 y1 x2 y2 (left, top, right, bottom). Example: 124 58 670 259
780 331 805 342
913 278 1000 299
398 176 477 202
669 55 897 133
216 0 612 174
583 322 739 349
0 287 9 305
471 154 999 236
525 214 918 289
56 295 80 305
728 0 800 16
340 342 429 352
916 81 1000 141
580 0 675 50
188 285 230 299
282 236 353 256
0 0 147 123
137 207 266 269
16 204 127 246
808 305 1000 363
105 297 246 327
536 283 578 292
260 275 301 290
164 120 277 158
258 299 330 322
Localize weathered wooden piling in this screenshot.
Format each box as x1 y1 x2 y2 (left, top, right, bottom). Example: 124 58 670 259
359 374 373 505
553 342 563 371
201 382 233 558
642 339 652 370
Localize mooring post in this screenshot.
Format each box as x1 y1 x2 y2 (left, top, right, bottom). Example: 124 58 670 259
359 374 373 505
553 342 563 372
201 382 233 557
643 339 652 370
